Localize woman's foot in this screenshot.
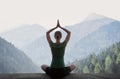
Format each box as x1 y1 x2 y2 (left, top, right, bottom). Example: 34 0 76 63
70 64 75 71
41 64 49 72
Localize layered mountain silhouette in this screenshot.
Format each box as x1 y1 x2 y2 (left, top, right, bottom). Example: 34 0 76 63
69 21 120 60
0 24 46 49
0 37 40 73
0 14 120 66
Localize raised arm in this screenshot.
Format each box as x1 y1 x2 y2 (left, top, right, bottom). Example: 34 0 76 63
58 20 71 43
60 26 71 43
46 26 57 43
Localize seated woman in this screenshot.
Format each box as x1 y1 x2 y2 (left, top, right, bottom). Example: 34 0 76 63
41 20 75 78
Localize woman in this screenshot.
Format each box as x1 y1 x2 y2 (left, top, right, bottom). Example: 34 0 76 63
41 20 75 78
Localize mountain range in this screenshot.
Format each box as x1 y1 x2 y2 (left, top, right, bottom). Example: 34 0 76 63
0 14 120 66
0 24 46 49
0 37 40 73
70 21 120 60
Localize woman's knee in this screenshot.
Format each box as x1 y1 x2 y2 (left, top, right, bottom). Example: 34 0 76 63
69 64 75 71
41 64 49 71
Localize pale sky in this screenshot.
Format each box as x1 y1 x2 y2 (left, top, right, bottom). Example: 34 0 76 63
0 0 120 33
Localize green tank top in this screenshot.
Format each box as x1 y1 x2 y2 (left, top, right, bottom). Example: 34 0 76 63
49 41 67 68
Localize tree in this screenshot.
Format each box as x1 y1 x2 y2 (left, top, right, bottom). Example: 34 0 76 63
105 55 112 73
116 53 120 64
114 44 119 55
94 62 101 73
83 66 89 73
88 63 94 73
91 53 96 65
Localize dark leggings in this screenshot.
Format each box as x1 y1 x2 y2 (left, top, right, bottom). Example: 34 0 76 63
45 67 71 78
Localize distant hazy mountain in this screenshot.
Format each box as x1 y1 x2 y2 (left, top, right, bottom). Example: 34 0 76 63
0 14 119 66
22 14 117 65
0 37 40 73
70 21 120 60
22 35 51 66
0 24 46 49
65 14 115 53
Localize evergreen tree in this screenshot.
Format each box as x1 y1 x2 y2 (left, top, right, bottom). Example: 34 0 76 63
114 44 119 55
83 66 89 73
116 53 120 64
88 63 94 73
94 62 101 73
105 55 112 73
91 53 96 65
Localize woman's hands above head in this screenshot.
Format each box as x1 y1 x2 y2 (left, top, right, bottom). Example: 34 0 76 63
56 20 62 28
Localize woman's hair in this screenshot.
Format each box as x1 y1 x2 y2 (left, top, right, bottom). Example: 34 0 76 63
54 31 62 39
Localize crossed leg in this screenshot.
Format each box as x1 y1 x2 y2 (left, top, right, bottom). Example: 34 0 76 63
41 64 75 71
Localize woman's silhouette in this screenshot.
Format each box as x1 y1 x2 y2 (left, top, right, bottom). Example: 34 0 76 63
41 20 75 78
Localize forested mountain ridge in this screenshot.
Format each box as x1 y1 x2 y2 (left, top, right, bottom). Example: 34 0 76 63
72 41 120 73
0 37 40 73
